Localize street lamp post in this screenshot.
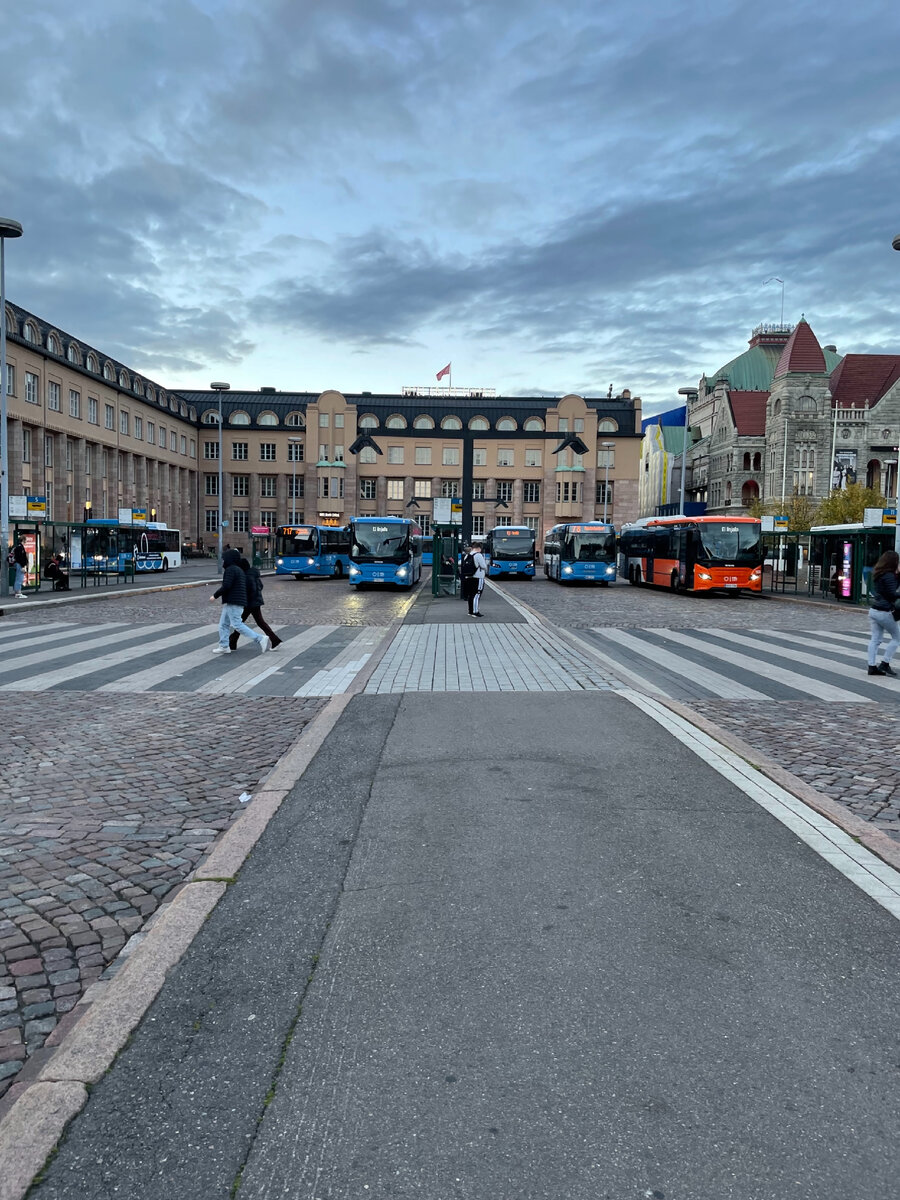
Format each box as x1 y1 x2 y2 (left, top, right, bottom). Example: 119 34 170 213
0 217 23 600
891 235 900 550
288 437 303 523
601 441 615 522
210 382 230 572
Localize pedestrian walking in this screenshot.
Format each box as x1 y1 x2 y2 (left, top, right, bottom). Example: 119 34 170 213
9 539 28 598
460 541 487 617
866 549 900 677
210 548 270 654
228 558 282 651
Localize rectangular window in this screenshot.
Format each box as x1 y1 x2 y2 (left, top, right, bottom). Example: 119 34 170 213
260 443 276 460
558 418 568 432
414 446 432 465
334 476 343 499
497 448 514 468
180 435 187 455
419 515 432 535
525 449 542 468
318 476 330 499
360 479 377 500
442 447 460 466
414 479 432 498
441 480 459 498
69 389 81 419
388 446 404 464
496 481 513 502
473 448 487 467
48 381 61 411
260 475 277 497
318 444 328 462
45 435 53 467
5 365 15 395
204 440 219 459
596 482 612 507
105 403 115 429
22 427 31 462
205 510 218 533
233 510 249 533
233 475 249 496
496 515 512 527
159 426 166 448
472 515 485 536
289 477 305 499
170 431 177 451
205 475 219 495
134 416 143 440
319 413 330 427
574 418 584 432
523 517 539 532
556 481 580 503
119 410 129 435
232 442 248 460
288 442 304 462
333 413 344 428
524 482 541 504
334 444 344 462
597 448 614 468
386 478 404 500
472 481 485 500
25 372 39 405
190 439 196 458
147 421 154 443
359 447 377 464
261 510 277 529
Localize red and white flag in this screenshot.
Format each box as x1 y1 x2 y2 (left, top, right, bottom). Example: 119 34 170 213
436 362 451 381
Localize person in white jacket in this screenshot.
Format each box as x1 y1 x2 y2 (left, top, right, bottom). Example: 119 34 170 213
461 542 487 616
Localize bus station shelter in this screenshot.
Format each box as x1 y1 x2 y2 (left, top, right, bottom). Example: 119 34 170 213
806 522 897 606
8 518 144 595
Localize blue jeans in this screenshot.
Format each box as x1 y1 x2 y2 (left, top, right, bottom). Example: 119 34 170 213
868 608 899 666
14 563 25 593
218 603 264 648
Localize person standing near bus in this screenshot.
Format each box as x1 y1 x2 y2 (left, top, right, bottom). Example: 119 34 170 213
228 558 282 651
210 548 270 654
10 539 28 598
866 550 900 677
461 541 487 617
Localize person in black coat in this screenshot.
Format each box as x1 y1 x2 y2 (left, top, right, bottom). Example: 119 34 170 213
210 548 270 654
228 559 282 651
867 550 900 676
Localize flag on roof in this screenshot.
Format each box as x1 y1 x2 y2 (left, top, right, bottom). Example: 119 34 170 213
436 363 451 381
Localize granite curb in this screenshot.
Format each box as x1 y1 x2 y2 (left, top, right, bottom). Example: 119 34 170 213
0 687 355 1200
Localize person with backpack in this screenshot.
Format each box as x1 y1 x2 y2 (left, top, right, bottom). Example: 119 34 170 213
9 539 28 598
866 549 900 676
210 548 271 654
460 541 487 617
228 558 282 651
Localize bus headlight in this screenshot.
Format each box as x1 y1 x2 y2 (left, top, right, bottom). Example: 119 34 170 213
349 565 360 576
750 569 761 580
562 565 574 574
306 558 315 565
605 565 615 574
396 567 408 578
276 558 283 566
697 570 712 581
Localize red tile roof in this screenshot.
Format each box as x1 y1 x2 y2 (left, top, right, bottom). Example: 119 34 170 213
773 319 827 377
728 391 768 436
829 354 900 409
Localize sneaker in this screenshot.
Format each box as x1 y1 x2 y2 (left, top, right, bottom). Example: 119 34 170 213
881 662 896 677
473 612 483 617
867 664 885 675
212 646 232 654
259 636 271 654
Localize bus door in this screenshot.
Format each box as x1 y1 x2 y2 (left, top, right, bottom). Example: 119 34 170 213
673 528 695 589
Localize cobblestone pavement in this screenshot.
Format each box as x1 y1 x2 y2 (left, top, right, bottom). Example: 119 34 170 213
0 692 325 1096
5 571 418 628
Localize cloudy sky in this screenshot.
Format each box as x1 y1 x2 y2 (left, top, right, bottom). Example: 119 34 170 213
3 0 899 414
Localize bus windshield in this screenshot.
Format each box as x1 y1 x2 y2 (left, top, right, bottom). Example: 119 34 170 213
492 534 534 560
697 522 762 565
278 527 318 555
352 524 410 562
565 531 615 561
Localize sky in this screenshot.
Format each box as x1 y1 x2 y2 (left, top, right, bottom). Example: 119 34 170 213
3 0 900 416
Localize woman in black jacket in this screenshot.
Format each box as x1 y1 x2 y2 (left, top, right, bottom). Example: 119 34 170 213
866 550 900 676
228 559 283 651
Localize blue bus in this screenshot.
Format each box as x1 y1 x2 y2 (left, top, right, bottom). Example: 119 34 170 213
75 520 182 573
275 525 351 579
484 525 536 578
348 517 423 587
421 535 433 567
543 522 617 585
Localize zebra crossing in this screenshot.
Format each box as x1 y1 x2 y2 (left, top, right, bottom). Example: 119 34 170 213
0 620 388 697
579 625 888 703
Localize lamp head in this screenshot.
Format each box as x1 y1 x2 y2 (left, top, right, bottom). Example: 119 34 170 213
0 219 23 240
210 381 230 392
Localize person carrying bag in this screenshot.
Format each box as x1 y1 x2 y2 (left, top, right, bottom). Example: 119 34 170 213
866 550 900 677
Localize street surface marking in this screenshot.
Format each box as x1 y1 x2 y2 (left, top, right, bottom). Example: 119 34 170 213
597 628 769 699
196 627 338 695
625 690 900 923
0 623 125 652
293 628 387 696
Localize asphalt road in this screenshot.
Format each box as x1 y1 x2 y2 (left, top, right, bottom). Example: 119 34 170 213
29 691 900 1200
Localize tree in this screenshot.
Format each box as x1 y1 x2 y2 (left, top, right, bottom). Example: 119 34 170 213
814 482 885 526
746 492 819 529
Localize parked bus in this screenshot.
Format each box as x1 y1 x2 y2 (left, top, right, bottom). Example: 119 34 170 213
348 517 423 587
618 515 763 593
543 522 617 585
421 535 433 566
76 520 181 573
484 525 536 578
274 525 351 579
132 524 181 571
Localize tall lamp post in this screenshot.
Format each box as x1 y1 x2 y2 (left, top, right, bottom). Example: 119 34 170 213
601 441 615 522
892 234 900 551
288 437 303 523
210 382 230 572
0 217 23 600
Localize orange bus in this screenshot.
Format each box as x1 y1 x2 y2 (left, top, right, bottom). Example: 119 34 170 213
618 515 763 594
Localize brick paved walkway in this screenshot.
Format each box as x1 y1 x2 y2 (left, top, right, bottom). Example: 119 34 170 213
0 692 325 1096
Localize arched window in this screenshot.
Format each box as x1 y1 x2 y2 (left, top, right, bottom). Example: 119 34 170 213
773 398 781 416
468 416 489 430
49 332 62 356
179 402 187 417
413 415 434 429
258 411 279 426
118 370 129 388
169 396 179 412
87 353 99 373
796 395 816 412
285 411 305 427
386 414 407 429
145 383 154 401
741 481 759 506
23 322 37 343
134 377 144 395
742 452 751 471
68 343 81 364
359 414 379 429
229 411 250 425
189 407 197 421
752 452 761 471
104 361 115 381
4 308 14 336
725 481 732 504
441 415 462 430
867 459 881 490
496 417 517 431
524 417 544 431
598 418 618 433
202 410 220 425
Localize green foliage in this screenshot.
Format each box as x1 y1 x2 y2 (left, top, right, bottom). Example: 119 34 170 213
814 482 886 526
746 492 819 530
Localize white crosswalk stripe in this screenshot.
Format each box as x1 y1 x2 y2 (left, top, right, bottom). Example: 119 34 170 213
197 627 338 695
596 628 769 699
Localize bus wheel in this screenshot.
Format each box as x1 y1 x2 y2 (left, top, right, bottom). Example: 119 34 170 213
333 562 344 579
